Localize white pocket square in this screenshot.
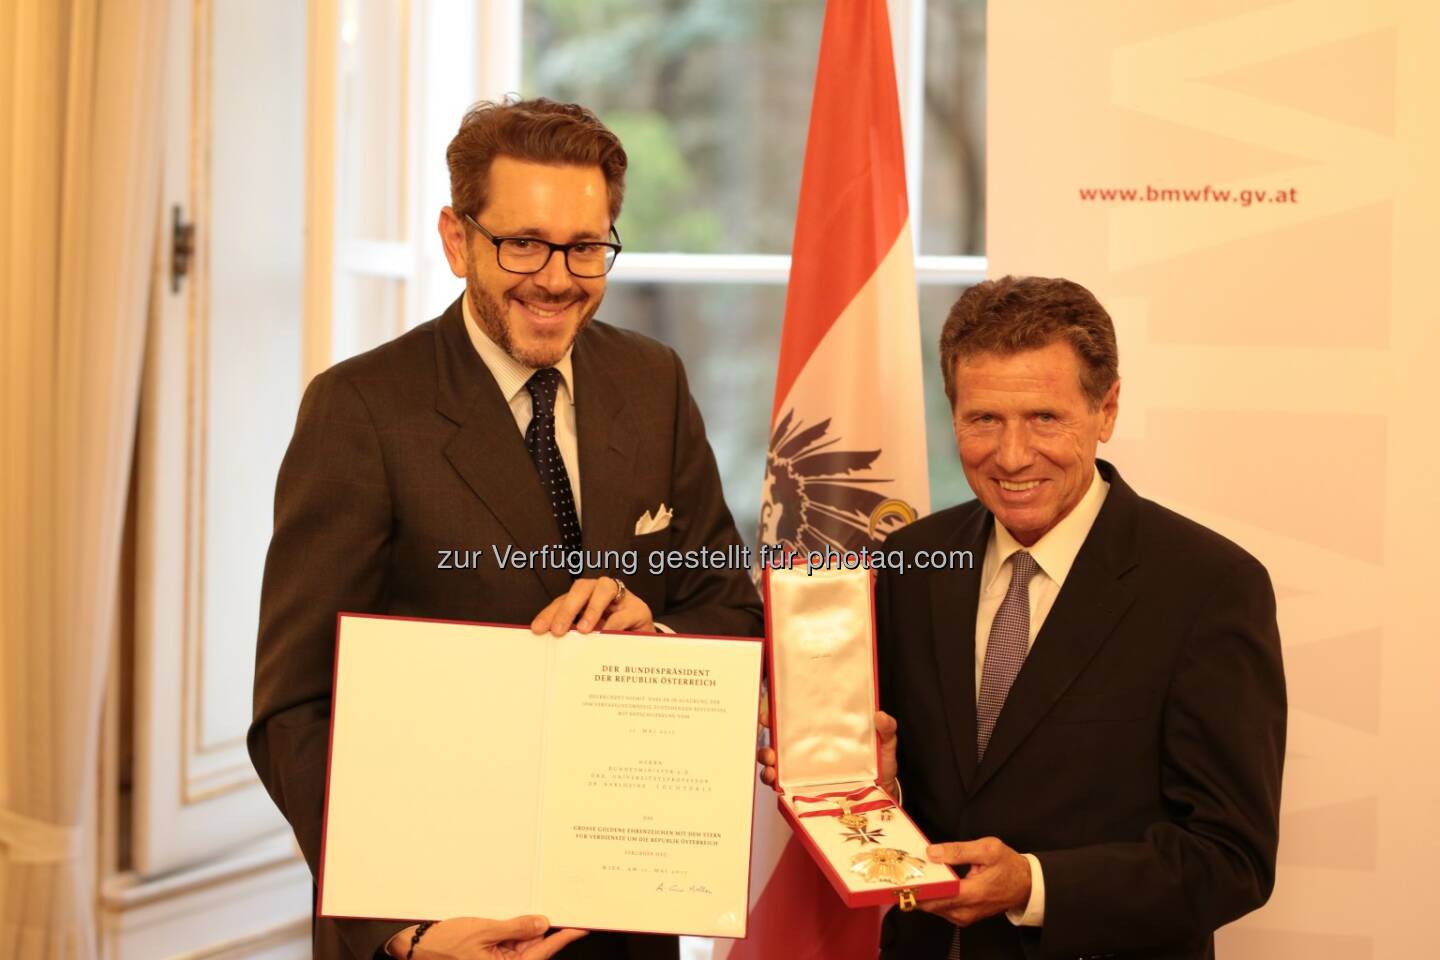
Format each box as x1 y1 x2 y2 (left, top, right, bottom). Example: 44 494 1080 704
634 503 673 535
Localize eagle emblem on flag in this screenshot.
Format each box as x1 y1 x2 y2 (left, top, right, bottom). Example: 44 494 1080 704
759 409 917 553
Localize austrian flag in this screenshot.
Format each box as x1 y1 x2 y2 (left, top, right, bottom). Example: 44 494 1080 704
757 1 929 558
731 1 930 958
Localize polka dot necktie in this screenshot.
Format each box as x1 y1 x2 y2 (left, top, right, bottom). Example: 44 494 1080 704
524 368 581 553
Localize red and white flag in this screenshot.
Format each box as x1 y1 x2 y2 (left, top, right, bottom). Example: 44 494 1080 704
723 1 930 957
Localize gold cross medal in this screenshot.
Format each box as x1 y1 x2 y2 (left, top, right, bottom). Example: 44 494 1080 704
842 824 886 845
849 847 927 885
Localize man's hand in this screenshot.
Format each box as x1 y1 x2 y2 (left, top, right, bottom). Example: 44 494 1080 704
385 916 586 959
531 577 654 635
756 689 776 786
756 706 900 796
875 709 898 797
919 838 1032 927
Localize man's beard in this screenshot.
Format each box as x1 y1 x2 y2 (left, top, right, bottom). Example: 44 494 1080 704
466 262 598 369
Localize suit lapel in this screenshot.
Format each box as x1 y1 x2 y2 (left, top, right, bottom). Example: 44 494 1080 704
572 335 637 553
971 462 1142 794
929 508 992 795
434 297 572 598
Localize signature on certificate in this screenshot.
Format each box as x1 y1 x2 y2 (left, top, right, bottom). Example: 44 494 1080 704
655 882 713 895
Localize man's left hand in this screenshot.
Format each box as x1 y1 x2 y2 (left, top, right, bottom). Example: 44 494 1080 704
920 838 1032 927
531 576 654 635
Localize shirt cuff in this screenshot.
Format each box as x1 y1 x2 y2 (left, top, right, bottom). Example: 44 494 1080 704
1005 853 1045 927
653 621 675 634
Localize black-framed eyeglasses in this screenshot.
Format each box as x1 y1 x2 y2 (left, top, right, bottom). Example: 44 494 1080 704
463 214 622 278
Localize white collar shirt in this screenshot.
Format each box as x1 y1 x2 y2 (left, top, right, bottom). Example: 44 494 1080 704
975 465 1109 687
462 293 582 521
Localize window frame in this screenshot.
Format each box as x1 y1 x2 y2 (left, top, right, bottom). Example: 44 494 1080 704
318 0 985 368
500 0 986 289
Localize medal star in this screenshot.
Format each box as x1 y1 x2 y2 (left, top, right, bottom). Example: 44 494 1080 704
842 824 885 845
850 846 927 884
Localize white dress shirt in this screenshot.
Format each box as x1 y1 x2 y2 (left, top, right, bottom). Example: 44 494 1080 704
462 293 582 520
974 467 1109 927
462 296 675 632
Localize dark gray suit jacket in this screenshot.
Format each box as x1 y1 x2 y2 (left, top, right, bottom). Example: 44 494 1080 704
248 297 762 960
876 461 1285 959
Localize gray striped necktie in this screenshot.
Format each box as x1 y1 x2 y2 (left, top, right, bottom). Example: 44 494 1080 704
976 550 1040 761
949 552 1039 959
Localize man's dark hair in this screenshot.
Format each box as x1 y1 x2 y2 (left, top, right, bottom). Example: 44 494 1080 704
940 275 1119 408
446 97 628 222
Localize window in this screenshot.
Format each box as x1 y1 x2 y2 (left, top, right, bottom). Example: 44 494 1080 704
328 0 987 539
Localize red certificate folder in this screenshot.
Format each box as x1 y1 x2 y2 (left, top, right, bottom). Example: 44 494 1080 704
765 565 959 910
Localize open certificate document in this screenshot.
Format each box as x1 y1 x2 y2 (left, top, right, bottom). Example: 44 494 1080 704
318 614 763 938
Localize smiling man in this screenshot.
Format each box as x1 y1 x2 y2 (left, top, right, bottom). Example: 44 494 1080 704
248 99 761 960
874 276 1287 959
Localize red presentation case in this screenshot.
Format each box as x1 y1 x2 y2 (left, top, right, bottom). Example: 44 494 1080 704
764 564 959 911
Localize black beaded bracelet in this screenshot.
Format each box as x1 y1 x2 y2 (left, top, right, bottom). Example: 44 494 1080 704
406 921 436 960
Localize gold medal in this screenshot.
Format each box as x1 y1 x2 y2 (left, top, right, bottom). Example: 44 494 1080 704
835 797 868 829
849 847 927 885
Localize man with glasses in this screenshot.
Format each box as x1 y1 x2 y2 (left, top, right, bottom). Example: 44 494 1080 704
249 98 761 960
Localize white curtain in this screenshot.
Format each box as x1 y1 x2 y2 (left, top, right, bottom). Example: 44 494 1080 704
0 0 168 954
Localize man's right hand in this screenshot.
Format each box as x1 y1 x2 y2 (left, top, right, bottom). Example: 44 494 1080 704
756 699 901 800
385 917 586 960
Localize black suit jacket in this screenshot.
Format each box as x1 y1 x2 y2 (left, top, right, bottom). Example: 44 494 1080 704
876 461 1285 960
248 298 763 960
